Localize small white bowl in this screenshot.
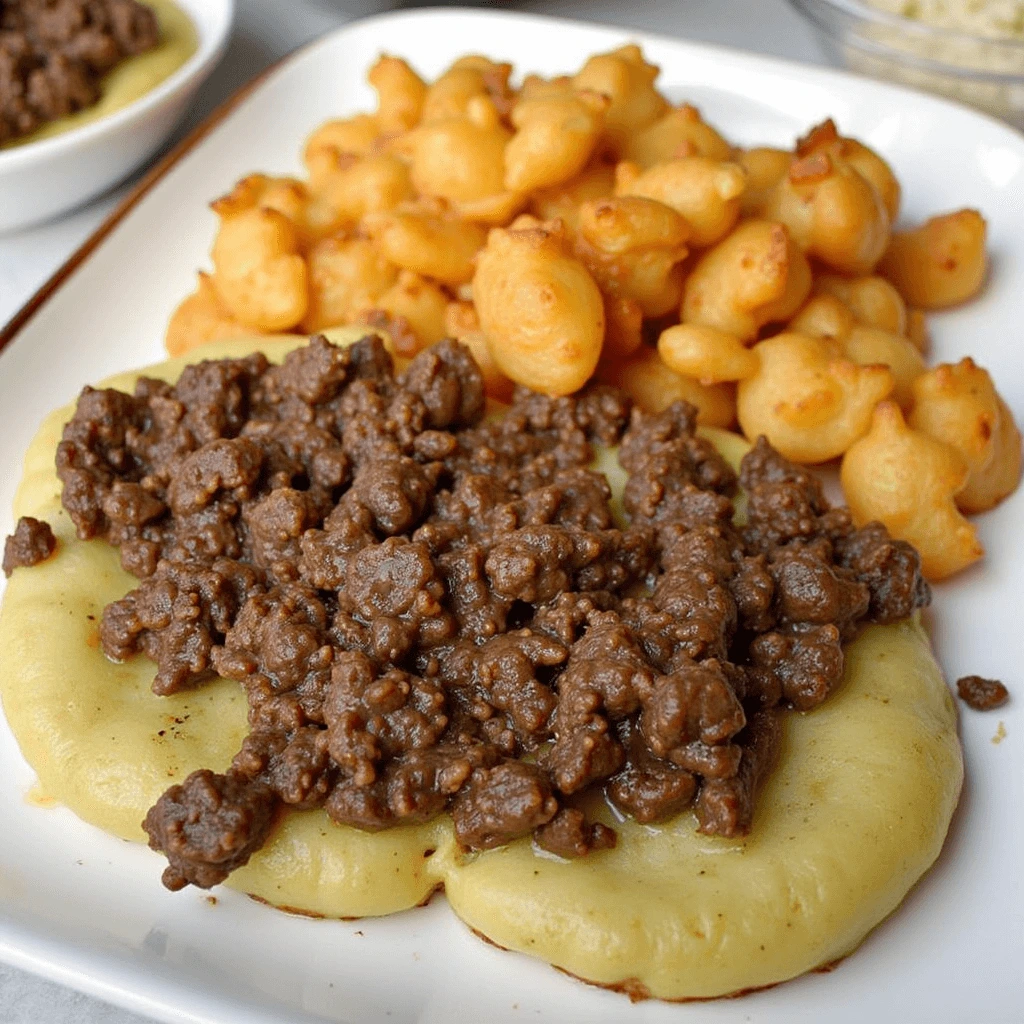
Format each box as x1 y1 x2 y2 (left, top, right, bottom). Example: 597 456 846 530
0 0 234 235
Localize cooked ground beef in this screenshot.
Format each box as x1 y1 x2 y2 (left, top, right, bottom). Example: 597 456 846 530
0 0 159 145
47 334 930 889
957 675 1009 711
141 768 277 891
2 515 56 576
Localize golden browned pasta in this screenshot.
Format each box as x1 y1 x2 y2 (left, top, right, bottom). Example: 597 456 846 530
839 137 901 223
909 358 1023 514
614 156 746 247
211 174 297 220
789 293 856 340
368 55 427 131
370 270 449 350
814 273 907 335
796 120 900 221
211 207 308 332
574 196 690 317
841 402 983 579
789 291 922 408
736 147 791 215
517 74 574 102
362 202 486 285
505 91 608 194
763 151 890 275
473 220 604 395
682 220 811 340
611 345 736 425
163 44 1020 530
307 152 414 222
301 234 398 333
166 272 248 358
529 158 616 234
601 294 644 362
841 326 925 410
906 308 929 354
304 114 382 171
571 45 666 150
657 323 758 384
621 103 732 168
421 55 513 123
974 395 1023 514
211 174 346 250
737 332 894 462
445 300 514 402
878 209 988 309
396 96 520 224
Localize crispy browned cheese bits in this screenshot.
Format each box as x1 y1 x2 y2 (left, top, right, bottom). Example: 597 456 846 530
167 47 1019 579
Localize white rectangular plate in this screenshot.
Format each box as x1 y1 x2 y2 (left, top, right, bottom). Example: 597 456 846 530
0 8 1021 1024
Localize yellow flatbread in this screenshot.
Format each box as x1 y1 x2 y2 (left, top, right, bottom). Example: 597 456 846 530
0 333 962 998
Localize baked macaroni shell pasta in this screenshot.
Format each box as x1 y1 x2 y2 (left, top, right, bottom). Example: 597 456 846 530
0 334 962 999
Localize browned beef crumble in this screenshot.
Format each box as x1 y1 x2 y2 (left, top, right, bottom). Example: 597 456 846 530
956 675 1009 711
47 334 930 889
2 515 56 576
0 0 159 145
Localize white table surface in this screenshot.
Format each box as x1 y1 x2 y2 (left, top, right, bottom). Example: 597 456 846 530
0 0 823 1020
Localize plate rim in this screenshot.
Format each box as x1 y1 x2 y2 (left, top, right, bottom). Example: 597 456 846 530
1 7 1022 1023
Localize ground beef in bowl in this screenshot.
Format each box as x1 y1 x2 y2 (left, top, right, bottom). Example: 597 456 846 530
0 0 159 145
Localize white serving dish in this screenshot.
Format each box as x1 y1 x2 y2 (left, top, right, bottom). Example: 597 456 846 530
0 8 1021 1024
0 0 234 234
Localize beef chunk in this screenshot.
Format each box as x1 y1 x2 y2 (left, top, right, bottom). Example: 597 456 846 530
957 675 1009 711
102 558 263 695
534 807 616 858
606 720 697 824
232 727 333 809
749 623 844 711
694 709 782 837
400 338 485 429
142 770 276 890
740 436 845 553
323 652 449 784
452 761 559 850
769 544 869 635
340 457 439 537
837 522 930 624
3 516 56 575
546 713 626 795
640 659 747 755
442 630 564 745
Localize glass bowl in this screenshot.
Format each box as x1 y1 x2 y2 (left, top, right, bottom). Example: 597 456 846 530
788 0 1024 129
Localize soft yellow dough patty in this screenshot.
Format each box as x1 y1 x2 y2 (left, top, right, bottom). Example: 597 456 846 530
0 333 963 998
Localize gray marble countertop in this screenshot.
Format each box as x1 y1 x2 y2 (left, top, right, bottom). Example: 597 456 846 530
0 1 823 1019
